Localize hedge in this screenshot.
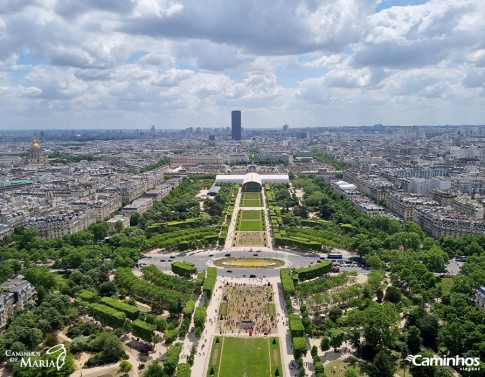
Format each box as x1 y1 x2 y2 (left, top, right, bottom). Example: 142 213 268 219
183 300 196 317
85 302 127 328
301 219 332 228
132 319 155 342
100 297 140 320
294 261 332 281
171 261 197 278
194 306 207 330
142 265 197 294
164 344 182 375
274 236 321 252
280 268 295 295
292 337 308 358
289 314 305 337
75 289 98 303
115 267 189 314
195 271 205 287
176 363 191 377
203 267 217 298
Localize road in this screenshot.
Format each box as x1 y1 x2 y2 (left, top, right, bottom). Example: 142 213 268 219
139 248 326 278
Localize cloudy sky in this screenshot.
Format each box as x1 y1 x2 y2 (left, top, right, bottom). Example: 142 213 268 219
1 0 484 130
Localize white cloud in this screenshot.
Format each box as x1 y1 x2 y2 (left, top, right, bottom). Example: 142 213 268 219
0 0 484 129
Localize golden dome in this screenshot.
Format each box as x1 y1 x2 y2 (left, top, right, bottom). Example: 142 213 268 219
31 137 41 150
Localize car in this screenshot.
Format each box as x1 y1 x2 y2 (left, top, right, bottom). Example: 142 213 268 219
226 270 233 273
249 274 256 278
170 255 175 259
243 274 246 277
160 259 166 262
253 254 258 256
225 253 231 257
140 262 147 266
138 364 145 370
209 254 214 257
316 260 321 263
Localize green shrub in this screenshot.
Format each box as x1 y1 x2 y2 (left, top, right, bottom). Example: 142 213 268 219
289 314 305 337
132 319 155 342
280 268 295 294
171 261 197 278
292 337 307 358
100 297 140 320
203 267 217 299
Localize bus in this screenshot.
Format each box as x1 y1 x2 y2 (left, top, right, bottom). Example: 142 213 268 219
327 254 343 260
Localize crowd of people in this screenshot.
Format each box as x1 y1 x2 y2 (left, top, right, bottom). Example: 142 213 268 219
215 282 279 335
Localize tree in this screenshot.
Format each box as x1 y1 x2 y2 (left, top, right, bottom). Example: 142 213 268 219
369 350 396 377
384 286 401 303
376 288 384 303
416 314 439 350
406 326 422 355
143 361 164 377
130 213 141 226
329 329 344 352
98 281 117 297
345 368 359 377
328 307 343 323
366 255 384 270
119 360 132 373
320 336 330 352
114 220 124 233
89 222 109 242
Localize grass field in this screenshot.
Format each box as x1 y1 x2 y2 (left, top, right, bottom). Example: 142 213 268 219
325 357 369 377
208 337 282 377
240 210 263 220
219 302 228 316
240 193 262 207
237 210 264 231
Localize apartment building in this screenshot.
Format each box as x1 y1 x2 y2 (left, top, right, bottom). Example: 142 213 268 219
0 276 37 329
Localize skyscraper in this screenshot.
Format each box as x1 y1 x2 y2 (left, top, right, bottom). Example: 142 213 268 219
231 110 241 140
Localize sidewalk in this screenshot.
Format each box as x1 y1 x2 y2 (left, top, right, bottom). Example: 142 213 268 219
190 277 225 377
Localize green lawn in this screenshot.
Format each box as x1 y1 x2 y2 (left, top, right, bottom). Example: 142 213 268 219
208 337 281 377
237 210 264 231
437 277 454 294
241 193 262 207
325 358 369 377
240 210 263 220
219 302 228 316
238 221 263 231
266 303 276 317
243 193 261 200
241 199 262 207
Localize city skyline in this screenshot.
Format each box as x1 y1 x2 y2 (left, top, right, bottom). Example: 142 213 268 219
1 0 484 130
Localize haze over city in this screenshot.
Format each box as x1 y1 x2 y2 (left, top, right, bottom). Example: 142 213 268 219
1 0 485 130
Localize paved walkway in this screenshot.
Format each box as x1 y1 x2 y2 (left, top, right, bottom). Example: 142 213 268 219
179 291 204 363
191 277 225 377
224 188 273 252
191 276 293 377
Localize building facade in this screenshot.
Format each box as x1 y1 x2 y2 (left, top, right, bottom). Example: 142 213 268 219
232 110 242 140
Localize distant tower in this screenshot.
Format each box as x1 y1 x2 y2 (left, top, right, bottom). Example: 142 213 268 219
283 124 289 132
232 110 241 140
151 125 155 136
25 137 48 165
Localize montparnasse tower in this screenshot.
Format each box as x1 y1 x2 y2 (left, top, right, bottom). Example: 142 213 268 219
25 137 48 164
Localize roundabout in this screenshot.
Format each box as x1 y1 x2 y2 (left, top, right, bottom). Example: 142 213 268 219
213 257 285 268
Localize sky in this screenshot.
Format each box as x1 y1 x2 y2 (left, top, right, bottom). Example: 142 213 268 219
0 0 484 130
